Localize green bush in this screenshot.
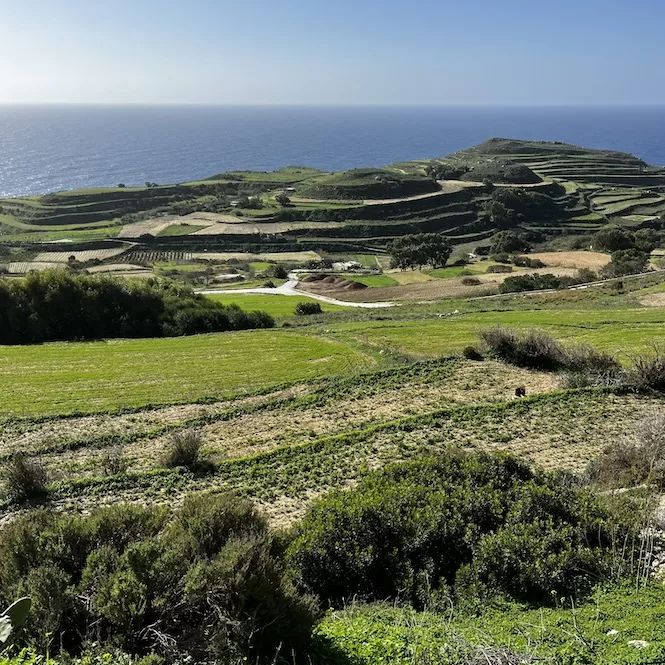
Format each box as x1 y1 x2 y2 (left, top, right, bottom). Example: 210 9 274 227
295 301 323 316
499 273 563 293
287 451 637 608
462 346 484 361
0 495 317 663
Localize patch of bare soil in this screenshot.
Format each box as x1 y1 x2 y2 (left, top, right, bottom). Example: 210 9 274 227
529 251 610 270
639 293 665 307
0 386 310 458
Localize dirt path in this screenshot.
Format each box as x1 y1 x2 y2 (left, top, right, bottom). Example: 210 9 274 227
197 273 395 309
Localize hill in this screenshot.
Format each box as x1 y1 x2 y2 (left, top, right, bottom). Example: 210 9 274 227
2 138 664 274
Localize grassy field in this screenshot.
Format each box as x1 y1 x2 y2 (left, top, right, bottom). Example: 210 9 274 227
206 292 346 316
348 274 400 287
0 330 375 418
335 308 665 357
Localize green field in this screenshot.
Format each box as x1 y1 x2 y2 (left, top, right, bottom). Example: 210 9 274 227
0 330 375 418
348 274 400 287
336 308 665 357
206 292 345 316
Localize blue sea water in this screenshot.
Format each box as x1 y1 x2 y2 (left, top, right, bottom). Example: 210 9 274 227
0 105 664 198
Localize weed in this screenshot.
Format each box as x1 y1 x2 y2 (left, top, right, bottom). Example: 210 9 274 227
4 452 49 503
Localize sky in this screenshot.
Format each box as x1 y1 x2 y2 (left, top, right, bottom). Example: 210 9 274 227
2 0 664 105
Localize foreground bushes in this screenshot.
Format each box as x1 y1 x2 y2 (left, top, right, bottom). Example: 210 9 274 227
0 270 274 344
0 494 317 663
479 326 623 384
287 452 638 608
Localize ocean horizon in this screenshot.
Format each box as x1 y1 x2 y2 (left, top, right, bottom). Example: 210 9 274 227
1 104 664 198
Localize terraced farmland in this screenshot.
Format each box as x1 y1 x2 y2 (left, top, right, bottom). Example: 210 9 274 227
3 137 663 258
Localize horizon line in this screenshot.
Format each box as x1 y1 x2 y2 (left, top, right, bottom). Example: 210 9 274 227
1 102 665 108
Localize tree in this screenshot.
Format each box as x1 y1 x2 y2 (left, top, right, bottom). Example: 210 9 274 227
490 231 531 255
275 193 291 206
592 226 634 253
481 200 515 229
389 233 452 270
117 183 126 188
633 228 660 253
602 249 649 278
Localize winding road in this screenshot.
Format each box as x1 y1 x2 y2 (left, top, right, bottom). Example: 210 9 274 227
197 273 395 309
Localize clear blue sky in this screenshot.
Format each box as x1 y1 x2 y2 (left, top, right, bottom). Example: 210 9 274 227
3 0 663 105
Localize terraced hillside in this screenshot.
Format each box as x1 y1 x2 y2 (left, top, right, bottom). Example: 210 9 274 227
2 138 664 265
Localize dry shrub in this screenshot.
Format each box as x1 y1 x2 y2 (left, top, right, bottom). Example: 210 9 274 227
101 446 129 476
588 413 665 488
559 343 626 388
628 346 665 392
4 452 49 503
461 277 481 286
162 429 206 471
479 326 565 370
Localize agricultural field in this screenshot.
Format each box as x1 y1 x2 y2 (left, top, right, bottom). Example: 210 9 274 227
206 292 345 316
34 246 130 262
2 268 665 517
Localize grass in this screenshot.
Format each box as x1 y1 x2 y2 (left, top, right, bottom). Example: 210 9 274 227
154 261 209 272
426 265 487 279
318 585 665 665
0 330 375 418
333 308 665 358
156 223 200 237
206 293 345 317
348 275 400 287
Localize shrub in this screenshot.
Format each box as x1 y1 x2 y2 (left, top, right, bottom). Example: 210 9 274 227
0 494 318 663
486 264 513 274
161 430 206 471
295 302 323 316
463 346 484 361
460 277 481 286
601 249 650 278
499 273 562 293
101 447 129 477
3 453 49 504
269 265 289 279
287 451 638 607
479 327 565 370
588 413 665 488
510 255 546 268
627 347 665 392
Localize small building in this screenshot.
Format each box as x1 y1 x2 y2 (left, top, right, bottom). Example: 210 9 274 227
332 260 362 271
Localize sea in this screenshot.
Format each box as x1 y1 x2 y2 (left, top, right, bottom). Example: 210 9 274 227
0 105 664 198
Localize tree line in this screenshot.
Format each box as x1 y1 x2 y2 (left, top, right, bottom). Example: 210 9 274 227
0 270 274 345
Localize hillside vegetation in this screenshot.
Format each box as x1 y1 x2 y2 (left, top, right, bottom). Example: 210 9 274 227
3 140 665 665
